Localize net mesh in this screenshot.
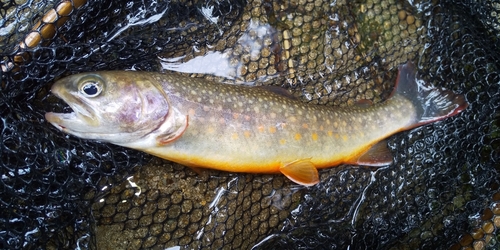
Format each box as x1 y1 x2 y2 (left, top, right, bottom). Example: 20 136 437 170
1 0 499 249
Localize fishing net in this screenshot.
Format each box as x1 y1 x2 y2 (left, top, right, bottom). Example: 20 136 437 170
1 0 499 249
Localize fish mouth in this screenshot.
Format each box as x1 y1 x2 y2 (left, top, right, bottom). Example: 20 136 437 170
45 83 98 135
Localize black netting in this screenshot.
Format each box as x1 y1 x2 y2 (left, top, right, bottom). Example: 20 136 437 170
1 0 499 249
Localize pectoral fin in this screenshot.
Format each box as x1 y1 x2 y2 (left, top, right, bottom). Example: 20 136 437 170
348 140 393 166
279 159 319 186
156 115 189 145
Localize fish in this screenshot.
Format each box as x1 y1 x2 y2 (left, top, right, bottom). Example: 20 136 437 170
45 62 467 186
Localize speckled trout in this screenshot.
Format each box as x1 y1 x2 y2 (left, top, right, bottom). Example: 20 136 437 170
45 62 467 186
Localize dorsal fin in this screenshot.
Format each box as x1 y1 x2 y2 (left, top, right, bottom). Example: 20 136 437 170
258 85 298 100
355 99 374 108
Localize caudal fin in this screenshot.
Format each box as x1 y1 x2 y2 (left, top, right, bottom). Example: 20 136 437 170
394 62 468 128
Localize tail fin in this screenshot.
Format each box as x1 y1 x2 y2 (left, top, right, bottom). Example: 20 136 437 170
394 62 468 128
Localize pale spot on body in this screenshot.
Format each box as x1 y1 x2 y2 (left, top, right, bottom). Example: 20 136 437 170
311 133 318 141
258 125 265 133
269 126 276 133
295 133 302 140
207 127 215 134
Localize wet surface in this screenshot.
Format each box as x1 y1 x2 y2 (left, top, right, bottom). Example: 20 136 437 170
0 0 499 249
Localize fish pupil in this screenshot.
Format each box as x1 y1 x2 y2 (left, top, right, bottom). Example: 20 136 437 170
82 82 100 97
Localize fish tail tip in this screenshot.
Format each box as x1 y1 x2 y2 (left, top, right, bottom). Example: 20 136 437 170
395 61 468 127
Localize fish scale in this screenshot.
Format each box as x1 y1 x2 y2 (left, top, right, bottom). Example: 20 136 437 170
45 62 467 186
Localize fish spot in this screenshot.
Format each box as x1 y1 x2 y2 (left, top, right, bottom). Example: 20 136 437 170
232 133 239 140
233 113 240 119
280 139 286 145
203 106 210 112
302 123 309 129
328 131 333 137
295 133 302 140
312 133 318 141
188 108 196 116
208 127 215 134
258 125 265 133
270 112 277 119
269 126 276 133
342 135 348 141
254 106 260 113
244 130 251 138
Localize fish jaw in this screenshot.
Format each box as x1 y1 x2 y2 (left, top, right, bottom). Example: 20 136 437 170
45 81 105 138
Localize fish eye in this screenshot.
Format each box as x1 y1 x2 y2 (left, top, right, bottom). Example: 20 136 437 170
80 81 102 97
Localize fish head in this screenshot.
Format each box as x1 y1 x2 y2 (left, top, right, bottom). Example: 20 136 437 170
45 72 170 144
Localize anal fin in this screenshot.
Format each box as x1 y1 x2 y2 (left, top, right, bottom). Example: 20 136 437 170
279 159 319 186
348 140 393 166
